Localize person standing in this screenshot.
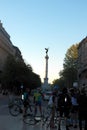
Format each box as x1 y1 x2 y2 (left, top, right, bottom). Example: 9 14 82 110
22 87 31 117
70 88 79 128
49 91 57 128
57 87 72 130
77 87 87 130
33 88 42 117
20 84 24 95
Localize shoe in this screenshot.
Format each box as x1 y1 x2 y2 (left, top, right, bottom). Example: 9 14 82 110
66 126 69 130
23 114 26 117
68 124 73 127
73 125 77 128
58 124 61 130
40 114 43 117
66 128 69 130
50 125 57 129
20 109 23 113
23 114 26 118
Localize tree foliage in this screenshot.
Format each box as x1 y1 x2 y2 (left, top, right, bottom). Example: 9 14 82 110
1 55 41 92
52 78 65 90
60 44 79 88
63 44 78 69
52 44 79 89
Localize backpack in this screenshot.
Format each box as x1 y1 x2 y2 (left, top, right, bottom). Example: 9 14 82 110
23 92 28 101
48 95 53 107
48 95 55 107
58 93 71 108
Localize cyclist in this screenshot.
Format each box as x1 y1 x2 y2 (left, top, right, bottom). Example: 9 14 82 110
70 88 79 128
22 87 31 117
48 91 57 128
77 87 87 130
57 87 72 130
33 88 42 117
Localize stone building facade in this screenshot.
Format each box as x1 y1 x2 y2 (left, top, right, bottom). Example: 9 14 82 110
78 37 87 87
0 21 22 74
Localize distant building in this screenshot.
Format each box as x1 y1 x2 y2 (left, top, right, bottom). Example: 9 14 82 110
0 21 22 77
78 37 87 87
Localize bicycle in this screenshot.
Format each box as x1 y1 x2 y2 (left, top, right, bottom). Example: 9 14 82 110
42 105 59 128
42 105 65 129
23 104 58 127
23 102 45 125
23 113 45 125
9 97 34 117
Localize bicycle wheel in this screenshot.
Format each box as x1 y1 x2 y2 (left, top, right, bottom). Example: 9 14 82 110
9 104 20 116
42 106 52 125
23 114 36 125
14 98 23 105
26 104 34 115
43 106 51 118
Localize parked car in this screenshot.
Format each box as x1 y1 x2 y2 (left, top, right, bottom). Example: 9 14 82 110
43 91 53 100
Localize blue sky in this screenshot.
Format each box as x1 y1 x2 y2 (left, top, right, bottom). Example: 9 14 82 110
0 0 87 83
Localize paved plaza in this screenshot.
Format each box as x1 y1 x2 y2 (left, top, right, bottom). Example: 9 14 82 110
0 94 83 130
0 104 66 130
0 114 48 130
0 114 79 130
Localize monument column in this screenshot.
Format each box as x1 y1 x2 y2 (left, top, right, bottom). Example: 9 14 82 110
43 48 49 89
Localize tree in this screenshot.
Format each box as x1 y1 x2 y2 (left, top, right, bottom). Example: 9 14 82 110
60 44 79 88
64 44 78 69
52 77 65 90
1 55 41 92
30 73 41 89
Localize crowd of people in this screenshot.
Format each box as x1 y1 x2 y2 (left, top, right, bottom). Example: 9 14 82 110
21 84 87 130
49 86 87 130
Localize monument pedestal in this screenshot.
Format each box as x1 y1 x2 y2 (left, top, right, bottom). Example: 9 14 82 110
42 78 48 90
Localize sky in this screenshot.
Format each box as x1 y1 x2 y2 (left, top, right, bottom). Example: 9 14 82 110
0 0 87 83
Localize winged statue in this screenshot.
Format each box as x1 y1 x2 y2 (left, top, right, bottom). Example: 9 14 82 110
45 48 49 54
